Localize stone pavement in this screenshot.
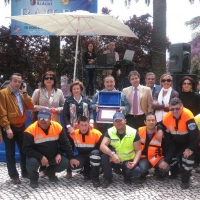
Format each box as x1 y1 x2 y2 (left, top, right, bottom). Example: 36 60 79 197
0 162 200 200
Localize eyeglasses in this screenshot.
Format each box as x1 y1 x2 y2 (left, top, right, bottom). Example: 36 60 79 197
169 107 181 111
39 118 49 121
161 79 171 83
44 77 54 80
183 82 192 85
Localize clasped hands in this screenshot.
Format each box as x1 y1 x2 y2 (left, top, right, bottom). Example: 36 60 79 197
41 154 62 166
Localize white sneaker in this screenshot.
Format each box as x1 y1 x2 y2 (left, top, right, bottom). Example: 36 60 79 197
39 171 45 178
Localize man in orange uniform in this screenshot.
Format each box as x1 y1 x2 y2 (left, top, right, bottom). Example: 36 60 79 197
69 116 103 187
138 112 170 180
23 108 75 188
157 98 199 189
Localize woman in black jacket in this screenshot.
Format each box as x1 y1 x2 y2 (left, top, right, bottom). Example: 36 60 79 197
179 76 200 116
83 43 96 98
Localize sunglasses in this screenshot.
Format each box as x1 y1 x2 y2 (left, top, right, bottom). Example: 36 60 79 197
161 79 171 83
183 82 192 85
169 107 181 111
39 118 49 121
44 77 54 80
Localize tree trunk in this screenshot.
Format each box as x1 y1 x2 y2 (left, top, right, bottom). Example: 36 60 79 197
152 0 166 83
49 36 60 83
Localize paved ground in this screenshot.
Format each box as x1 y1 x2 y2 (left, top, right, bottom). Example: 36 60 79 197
0 162 199 200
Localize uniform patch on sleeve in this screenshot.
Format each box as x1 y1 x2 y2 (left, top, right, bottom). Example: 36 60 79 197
188 123 196 130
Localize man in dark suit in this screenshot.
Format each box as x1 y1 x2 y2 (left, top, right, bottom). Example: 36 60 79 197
145 72 161 98
122 71 153 129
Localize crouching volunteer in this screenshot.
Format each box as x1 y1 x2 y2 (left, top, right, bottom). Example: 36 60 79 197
100 112 141 188
23 108 76 188
68 116 103 187
138 112 170 181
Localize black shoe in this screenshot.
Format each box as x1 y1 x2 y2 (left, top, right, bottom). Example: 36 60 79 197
113 168 122 175
45 170 59 182
101 179 112 188
181 183 189 189
140 175 146 182
123 177 132 185
22 173 30 179
83 174 91 181
169 174 178 179
92 178 100 187
30 181 38 189
48 176 59 182
156 174 166 181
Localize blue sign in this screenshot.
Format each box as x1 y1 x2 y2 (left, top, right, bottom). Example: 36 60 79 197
11 0 98 35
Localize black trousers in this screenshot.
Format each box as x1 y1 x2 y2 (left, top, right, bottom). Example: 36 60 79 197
170 147 195 183
125 114 145 130
71 150 101 179
2 124 28 179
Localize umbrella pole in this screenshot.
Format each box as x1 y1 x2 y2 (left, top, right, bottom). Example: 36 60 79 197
73 35 79 81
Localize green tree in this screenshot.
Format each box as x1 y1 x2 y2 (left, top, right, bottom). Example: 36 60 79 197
185 16 200 79
110 0 198 82
185 16 200 38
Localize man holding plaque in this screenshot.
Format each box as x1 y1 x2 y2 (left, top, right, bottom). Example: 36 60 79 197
92 75 130 134
100 112 141 188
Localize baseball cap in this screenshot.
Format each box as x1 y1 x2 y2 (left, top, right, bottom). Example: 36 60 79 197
38 108 51 119
113 112 125 122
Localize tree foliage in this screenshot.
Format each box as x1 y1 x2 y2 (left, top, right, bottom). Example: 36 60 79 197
0 25 50 89
185 16 200 38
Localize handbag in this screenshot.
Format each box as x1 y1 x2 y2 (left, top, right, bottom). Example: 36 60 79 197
30 89 40 123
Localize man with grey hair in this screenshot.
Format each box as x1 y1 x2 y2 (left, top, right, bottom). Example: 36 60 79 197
145 72 161 97
122 70 153 129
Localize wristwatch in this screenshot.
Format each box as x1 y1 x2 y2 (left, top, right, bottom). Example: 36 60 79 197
110 151 115 157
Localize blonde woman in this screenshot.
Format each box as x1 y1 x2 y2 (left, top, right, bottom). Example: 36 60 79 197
152 74 179 122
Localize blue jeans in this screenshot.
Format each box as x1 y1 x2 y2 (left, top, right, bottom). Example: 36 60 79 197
26 156 70 181
138 158 170 176
84 69 96 96
101 154 141 180
2 125 27 179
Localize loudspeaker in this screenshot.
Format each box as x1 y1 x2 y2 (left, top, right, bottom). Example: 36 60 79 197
171 74 197 93
169 43 191 73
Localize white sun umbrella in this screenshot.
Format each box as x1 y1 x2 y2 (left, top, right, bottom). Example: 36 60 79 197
7 11 137 81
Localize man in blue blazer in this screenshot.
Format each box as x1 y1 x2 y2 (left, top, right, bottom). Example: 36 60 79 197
145 72 161 98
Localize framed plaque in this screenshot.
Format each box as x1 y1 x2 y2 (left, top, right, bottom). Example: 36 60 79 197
96 108 120 123
96 91 121 123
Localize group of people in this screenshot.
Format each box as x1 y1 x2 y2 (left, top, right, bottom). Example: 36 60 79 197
83 41 120 98
0 66 200 191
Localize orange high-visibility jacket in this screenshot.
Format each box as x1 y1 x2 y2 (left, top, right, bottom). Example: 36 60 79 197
138 126 163 167
70 128 102 154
